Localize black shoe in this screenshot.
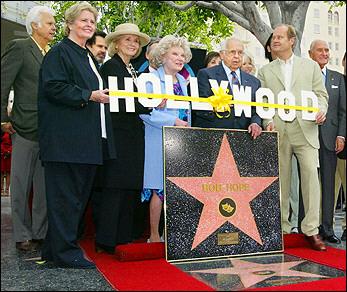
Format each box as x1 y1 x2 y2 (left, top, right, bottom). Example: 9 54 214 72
95 242 115 254
341 230 346 241
324 234 341 244
32 239 44 249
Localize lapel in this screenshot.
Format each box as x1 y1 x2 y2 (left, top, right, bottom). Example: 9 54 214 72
269 59 285 88
176 73 188 96
325 68 334 90
291 55 300 89
29 38 44 65
240 70 251 87
215 64 232 92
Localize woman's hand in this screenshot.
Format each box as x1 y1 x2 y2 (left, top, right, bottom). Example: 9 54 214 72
156 98 167 109
90 89 109 103
175 118 188 127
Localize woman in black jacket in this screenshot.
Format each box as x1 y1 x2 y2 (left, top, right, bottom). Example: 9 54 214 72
94 23 150 253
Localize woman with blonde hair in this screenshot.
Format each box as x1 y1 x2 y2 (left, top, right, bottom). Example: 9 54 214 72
38 2 115 268
140 35 192 243
94 23 151 254
241 51 256 75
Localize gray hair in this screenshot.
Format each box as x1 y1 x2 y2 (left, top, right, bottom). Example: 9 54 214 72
26 6 55 35
219 37 243 52
309 39 328 51
151 35 192 68
64 2 98 36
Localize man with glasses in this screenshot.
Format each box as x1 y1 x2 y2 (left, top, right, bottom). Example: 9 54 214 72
193 37 262 139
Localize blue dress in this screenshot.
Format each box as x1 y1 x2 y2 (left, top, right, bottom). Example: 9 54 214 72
140 66 190 202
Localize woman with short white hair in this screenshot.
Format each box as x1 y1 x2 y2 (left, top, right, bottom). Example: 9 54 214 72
140 35 192 243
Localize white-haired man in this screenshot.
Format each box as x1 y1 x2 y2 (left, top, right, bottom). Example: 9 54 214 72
1 5 56 251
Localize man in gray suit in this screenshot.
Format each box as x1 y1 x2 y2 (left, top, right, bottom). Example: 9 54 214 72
309 40 346 244
258 24 328 251
1 6 56 251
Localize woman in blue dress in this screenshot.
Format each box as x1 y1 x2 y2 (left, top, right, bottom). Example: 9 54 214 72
140 35 192 243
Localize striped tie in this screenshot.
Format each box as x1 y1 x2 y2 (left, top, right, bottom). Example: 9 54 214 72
231 71 240 89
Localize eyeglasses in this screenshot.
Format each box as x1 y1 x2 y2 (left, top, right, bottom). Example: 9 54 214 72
223 50 244 56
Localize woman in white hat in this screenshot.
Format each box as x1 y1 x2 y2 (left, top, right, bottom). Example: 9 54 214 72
94 23 150 253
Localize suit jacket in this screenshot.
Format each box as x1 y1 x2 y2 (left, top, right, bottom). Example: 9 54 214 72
257 55 328 149
38 37 116 165
1 38 44 141
319 68 346 151
193 63 262 129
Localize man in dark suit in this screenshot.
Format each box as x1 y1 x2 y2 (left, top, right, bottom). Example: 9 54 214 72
193 37 262 139
1 6 56 252
309 40 346 244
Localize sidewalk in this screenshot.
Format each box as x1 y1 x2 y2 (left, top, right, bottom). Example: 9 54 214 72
1 195 346 291
1 196 112 291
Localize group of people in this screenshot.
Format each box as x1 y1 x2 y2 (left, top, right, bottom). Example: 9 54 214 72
1 1 346 269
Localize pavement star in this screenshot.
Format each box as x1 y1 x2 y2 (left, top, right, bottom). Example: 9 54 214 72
189 259 327 288
167 134 278 250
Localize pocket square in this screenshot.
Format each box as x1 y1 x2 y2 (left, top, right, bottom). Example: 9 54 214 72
331 85 338 88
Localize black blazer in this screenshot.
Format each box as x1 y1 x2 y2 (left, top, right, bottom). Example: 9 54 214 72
38 37 116 164
193 64 262 129
319 68 346 151
99 54 150 189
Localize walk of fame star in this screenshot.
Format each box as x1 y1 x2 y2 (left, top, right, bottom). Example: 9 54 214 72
167 134 278 250
189 258 327 288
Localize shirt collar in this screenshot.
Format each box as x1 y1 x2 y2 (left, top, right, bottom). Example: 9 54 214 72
222 61 241 79
31 36 50 55
278 53 295 65
321 66 327 76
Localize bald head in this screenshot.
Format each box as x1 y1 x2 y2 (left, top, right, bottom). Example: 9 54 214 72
309 39 330 69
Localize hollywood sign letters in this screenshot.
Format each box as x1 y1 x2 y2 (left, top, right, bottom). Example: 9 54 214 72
108 73 320 122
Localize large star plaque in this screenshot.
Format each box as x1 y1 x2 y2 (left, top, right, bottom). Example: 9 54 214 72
163 127 282 262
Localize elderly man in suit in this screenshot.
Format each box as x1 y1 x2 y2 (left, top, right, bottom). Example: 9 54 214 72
1 6 56 251
309 40 346 244
193 37 262 139
258 24 329 251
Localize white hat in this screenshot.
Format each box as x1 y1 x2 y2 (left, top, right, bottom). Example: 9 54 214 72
106 23 150 58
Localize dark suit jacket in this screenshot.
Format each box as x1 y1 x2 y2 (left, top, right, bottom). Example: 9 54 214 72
99 54 150 189
319 68 346 151
38 37 116 165
192 64 262 129
1 38 44 141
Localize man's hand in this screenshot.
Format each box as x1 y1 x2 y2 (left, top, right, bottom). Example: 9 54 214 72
1 122 16 134
265 122 275 132
248 123 262 139
315 111 326 125
336 137 345 154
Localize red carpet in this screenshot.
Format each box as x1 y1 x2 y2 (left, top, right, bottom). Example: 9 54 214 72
80 240 213 291
283 233 346 271
80 234 346 291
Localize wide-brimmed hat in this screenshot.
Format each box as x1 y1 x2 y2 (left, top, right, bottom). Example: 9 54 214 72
105 23 150 55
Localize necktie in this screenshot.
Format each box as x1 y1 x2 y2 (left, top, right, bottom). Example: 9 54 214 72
231 71 240 89
321 71 326 86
